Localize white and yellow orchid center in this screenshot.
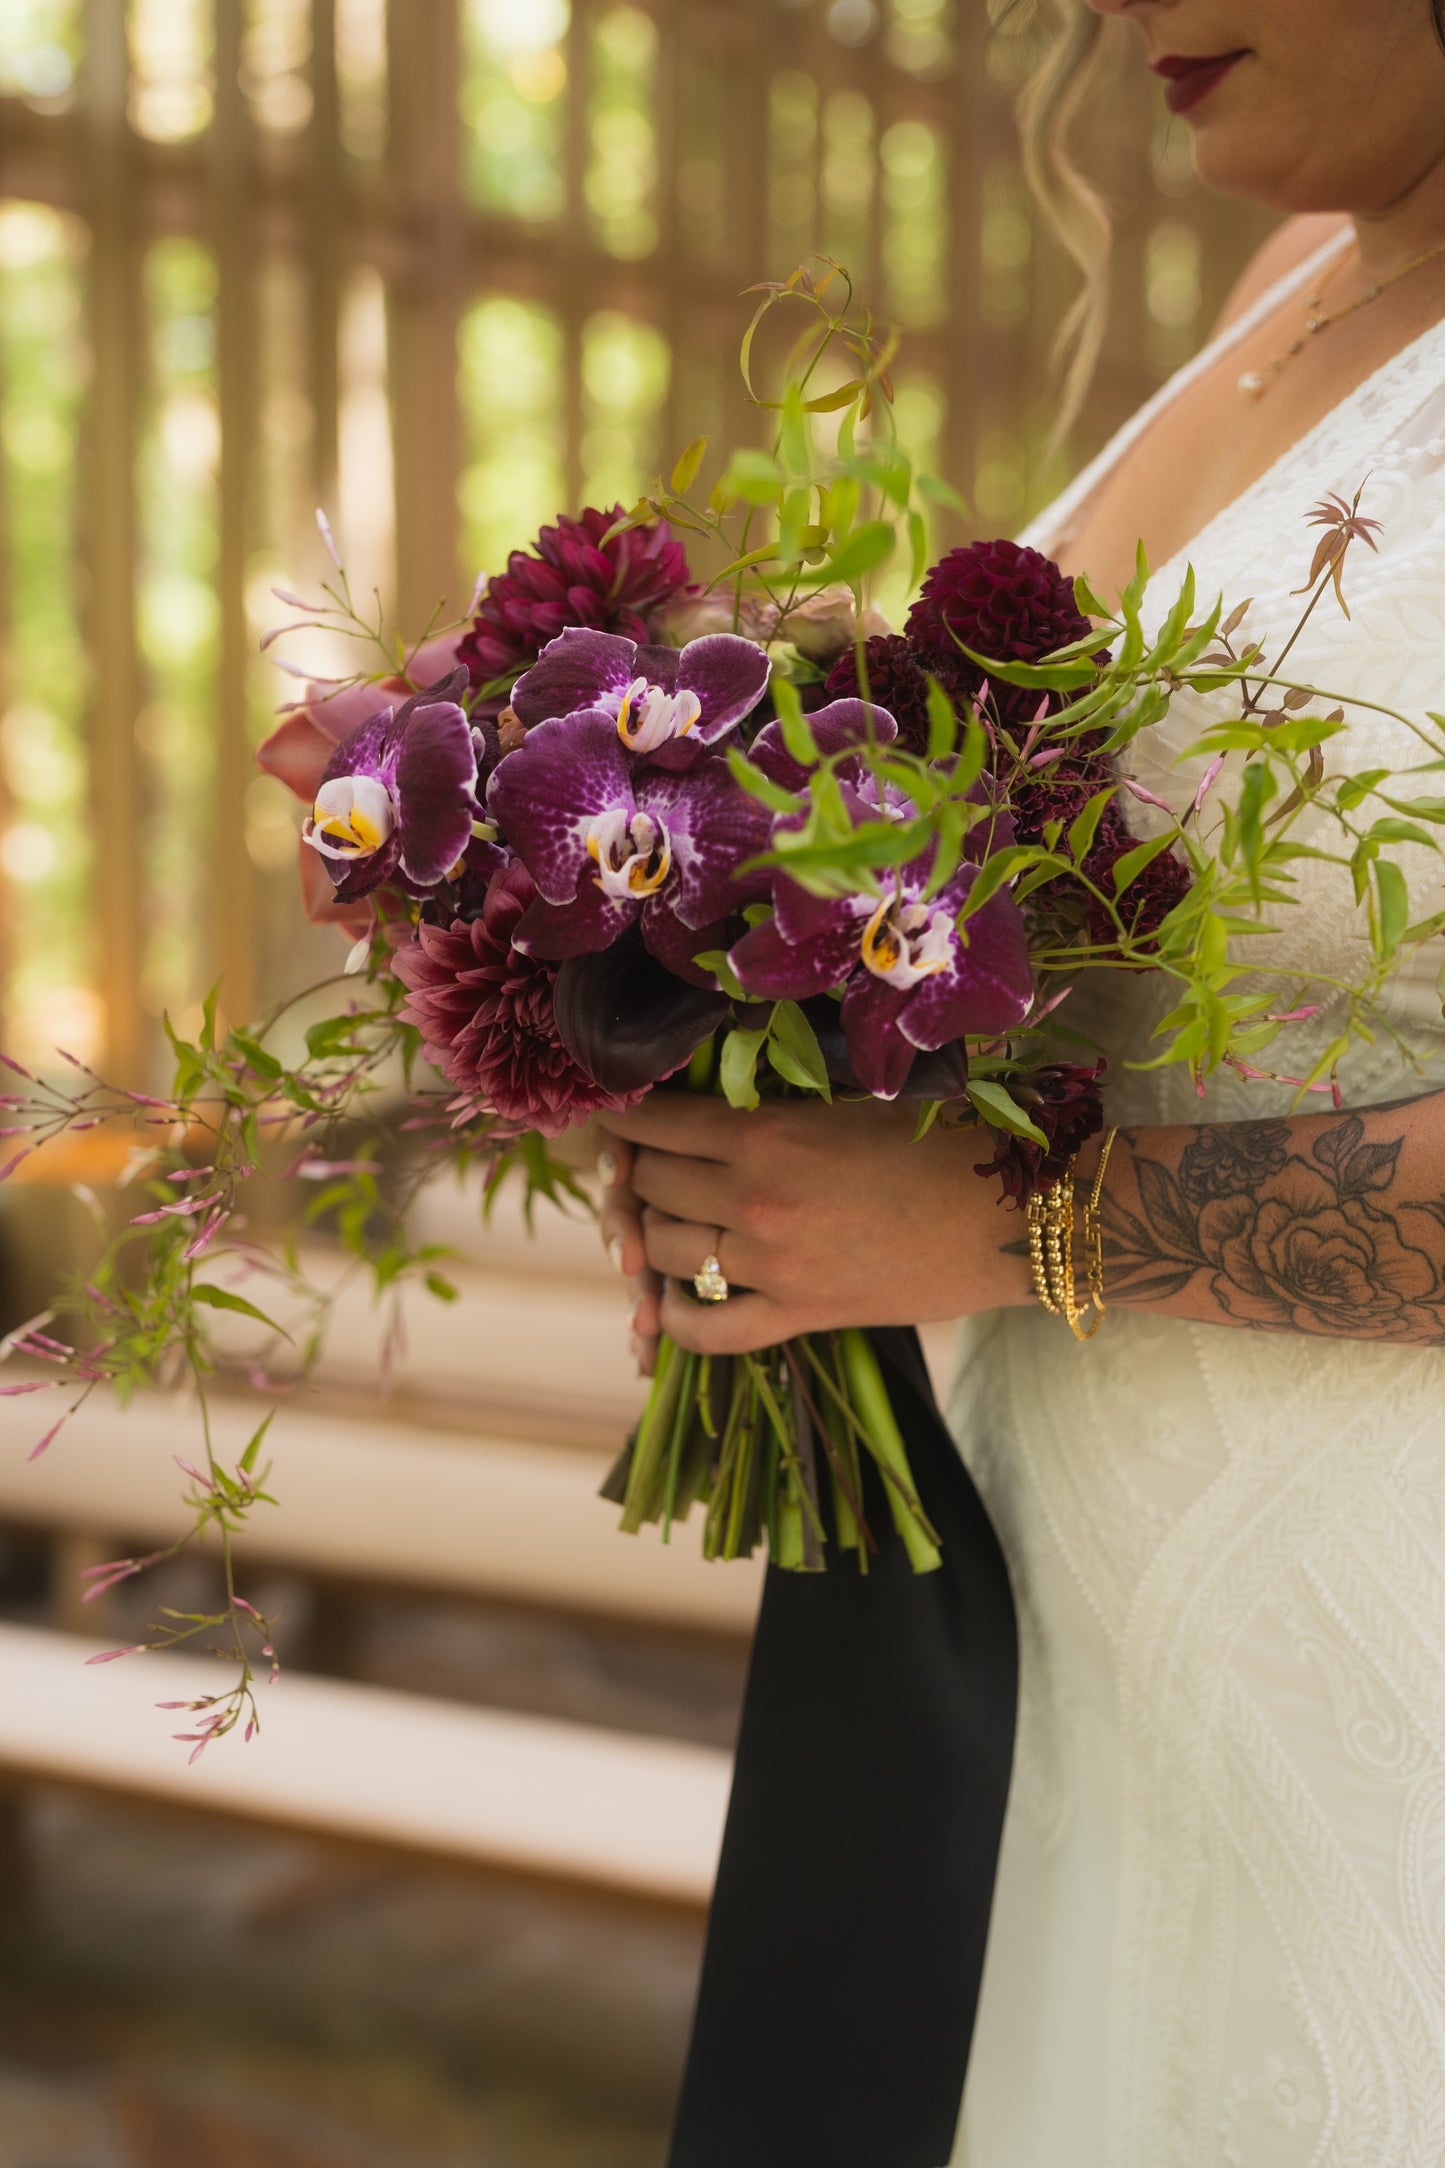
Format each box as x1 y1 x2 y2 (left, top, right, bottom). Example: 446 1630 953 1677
614 675 703 754
860 896 953 990
586 805 673 900
302 774 396 861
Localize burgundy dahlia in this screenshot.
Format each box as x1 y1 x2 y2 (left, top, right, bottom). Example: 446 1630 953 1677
392 859 639 1134
458 509 693 720
824 634 949 756
907 539 1093 725
975 1060 1107 1207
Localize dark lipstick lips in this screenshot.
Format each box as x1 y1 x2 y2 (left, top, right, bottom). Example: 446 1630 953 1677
1152 50 1247 116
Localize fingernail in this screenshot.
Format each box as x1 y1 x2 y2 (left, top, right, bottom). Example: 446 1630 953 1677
628 1301 643 1333
597 1148 617 1186
608 1235 626 1274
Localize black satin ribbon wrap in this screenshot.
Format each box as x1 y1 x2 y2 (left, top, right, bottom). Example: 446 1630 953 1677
667 1326 1018 2168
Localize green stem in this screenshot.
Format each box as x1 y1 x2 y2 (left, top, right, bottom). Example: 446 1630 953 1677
837 1328 942 1574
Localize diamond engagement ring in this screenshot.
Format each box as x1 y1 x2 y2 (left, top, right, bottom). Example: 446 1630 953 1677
693 1252 730 1304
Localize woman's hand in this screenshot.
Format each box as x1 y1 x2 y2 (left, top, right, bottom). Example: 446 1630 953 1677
594 1094 1032 1364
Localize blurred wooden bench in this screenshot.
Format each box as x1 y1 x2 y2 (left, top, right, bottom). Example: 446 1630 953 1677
0 1620 730 1907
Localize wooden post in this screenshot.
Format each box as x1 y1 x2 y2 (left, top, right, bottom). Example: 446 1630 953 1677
211 0 259 1032
81 0 144 1085
387 0 464 630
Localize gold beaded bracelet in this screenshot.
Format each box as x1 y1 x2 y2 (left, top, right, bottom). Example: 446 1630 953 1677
1025 1125 1120 1342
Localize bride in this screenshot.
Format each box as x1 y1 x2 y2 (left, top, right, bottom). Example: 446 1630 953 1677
599 1 1445 2160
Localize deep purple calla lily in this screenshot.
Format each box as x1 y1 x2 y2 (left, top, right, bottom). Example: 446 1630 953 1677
730 856 1033 1100
511 627 772 770
553 923 733 1094
305 669 481 903
486 707 771 985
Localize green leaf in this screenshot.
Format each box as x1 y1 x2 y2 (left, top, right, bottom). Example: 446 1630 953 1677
1366 817 1439 849
726 745 803 815
915 471 966 515
957 844 1034 918
779 382 811 476
1067 785 1115 864
721 448 784 506
1374 858 1410 959
966 1078 1048 1147
802 379 864 414
1073 572 1111 620
669 434 708 495
926 676 958 761
1112 833 1175 894
951 710 986 792
192 1284 293 1340
231 1031 283 1081
912 1099 944 1142
425 1272 459 1303
692 949 747 999
239 1411 276 1474
824 520 895 588
907 507 929 596
720 1026 767 1111
767 1001 831 1097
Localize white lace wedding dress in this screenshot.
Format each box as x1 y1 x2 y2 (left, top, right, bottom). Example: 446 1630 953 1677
949 232 1445 2167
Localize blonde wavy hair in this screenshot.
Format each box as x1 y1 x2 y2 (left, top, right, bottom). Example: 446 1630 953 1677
1013 0 1115 435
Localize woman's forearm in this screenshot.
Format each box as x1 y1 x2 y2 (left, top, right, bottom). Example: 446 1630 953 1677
1070 1091 1445 1345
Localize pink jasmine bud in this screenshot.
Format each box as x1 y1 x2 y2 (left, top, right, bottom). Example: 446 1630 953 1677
1191 754 1227 817
86 1645 147 1665
29 1416 69 1461
1122 778 1174 814
173 1456 215 1490
231 1596 263 1623
0 1380 58 1397
315 506 342 568
0 1150 31 1181
188 1739 211 1765
1331 1074 1345 1111
0 1054 35 1081
1028 746 1071 770
244 1720 257 1743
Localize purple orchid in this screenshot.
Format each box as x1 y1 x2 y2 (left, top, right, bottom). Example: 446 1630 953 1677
730 855 1033 1101
511 627 772 769
304 669 482 903
486 708 772 985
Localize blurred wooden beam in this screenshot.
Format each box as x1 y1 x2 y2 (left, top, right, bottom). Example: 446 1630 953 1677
211 0 259 1031
80 0 144 1084
386 0 464 629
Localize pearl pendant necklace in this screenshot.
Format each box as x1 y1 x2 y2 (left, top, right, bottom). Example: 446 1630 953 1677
1237 234 1445 400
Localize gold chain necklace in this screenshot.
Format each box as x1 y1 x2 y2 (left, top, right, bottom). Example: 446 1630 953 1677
1237 234 1445 399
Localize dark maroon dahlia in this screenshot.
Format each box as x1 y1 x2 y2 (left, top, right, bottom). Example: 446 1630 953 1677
907 539 1093 726
458 509 693 721
975 1060 1107 1207
392 859 640 1135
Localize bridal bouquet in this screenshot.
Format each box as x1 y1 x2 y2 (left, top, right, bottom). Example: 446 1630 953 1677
5 265 1443 1750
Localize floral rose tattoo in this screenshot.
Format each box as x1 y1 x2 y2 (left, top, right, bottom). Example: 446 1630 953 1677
1103 1114 1445 1342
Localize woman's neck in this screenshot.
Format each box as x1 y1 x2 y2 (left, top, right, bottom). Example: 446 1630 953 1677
1350 148 1445 282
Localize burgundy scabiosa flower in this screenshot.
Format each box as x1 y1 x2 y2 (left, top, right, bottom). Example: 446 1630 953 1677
458 509 693 719
1080 810 1194 951
393 860 638 1135
511 626 771 769
303 670 481 906
824 634 945 756
975 1060 1107 1206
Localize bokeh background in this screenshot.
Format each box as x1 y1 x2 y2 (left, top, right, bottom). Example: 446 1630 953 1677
0 4 1272 2164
